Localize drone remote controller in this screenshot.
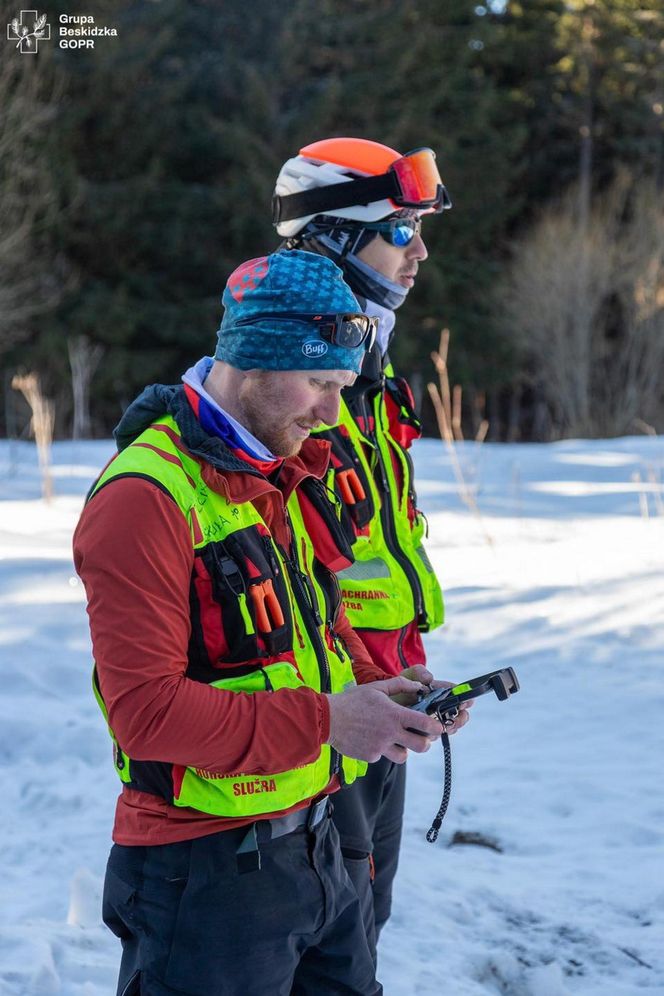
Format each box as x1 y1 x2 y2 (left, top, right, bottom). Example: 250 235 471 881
410 667 520 725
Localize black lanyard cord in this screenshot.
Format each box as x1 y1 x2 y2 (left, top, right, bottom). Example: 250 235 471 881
426 728 452 844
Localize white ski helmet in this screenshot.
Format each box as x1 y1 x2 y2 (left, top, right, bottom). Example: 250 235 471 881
273 137 450 239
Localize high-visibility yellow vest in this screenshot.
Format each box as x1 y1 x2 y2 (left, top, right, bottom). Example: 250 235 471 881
314 367 444 635
89 415 366 819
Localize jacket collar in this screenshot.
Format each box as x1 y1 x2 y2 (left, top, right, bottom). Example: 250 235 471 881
114 383 330 503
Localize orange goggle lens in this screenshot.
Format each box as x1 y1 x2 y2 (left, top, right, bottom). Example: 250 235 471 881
390 148 445 209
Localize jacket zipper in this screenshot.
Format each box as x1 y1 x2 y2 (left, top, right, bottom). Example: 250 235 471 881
325 571 348 661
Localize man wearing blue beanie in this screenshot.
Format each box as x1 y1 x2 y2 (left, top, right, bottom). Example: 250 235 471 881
74 249 445 995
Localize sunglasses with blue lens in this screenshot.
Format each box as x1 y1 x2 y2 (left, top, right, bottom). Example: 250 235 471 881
360 216 422 247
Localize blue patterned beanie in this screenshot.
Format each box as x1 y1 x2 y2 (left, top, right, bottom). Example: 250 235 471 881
215 249 367 373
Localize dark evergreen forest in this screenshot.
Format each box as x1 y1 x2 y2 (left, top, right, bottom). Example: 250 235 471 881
1 0 662 440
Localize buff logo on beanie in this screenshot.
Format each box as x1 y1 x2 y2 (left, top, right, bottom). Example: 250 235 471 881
215 249 369 374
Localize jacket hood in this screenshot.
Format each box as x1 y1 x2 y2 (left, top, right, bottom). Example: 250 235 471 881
114 383 257 476
114 383 177 452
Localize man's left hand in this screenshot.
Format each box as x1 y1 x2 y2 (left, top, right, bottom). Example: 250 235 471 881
391 664 473 735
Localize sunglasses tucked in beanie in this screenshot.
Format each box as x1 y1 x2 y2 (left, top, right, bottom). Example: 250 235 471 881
215 249 372 375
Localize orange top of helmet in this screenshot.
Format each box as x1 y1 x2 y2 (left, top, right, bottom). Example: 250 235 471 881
299 138 401 177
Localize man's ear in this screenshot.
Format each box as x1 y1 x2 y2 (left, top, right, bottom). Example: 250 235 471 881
206 361 248 404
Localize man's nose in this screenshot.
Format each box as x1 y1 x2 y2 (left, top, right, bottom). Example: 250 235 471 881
313 391 342 427
407 232 428 262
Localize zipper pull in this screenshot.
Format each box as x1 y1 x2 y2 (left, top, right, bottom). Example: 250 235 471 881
260 667 274 692
329 626 346 661
302 569 323 626
375 457 390 493
262 535 281 576
283 507 296 558
293 614 306 650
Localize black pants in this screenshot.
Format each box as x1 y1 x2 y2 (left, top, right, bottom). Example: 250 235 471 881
103 814 381 996
332 758 406 964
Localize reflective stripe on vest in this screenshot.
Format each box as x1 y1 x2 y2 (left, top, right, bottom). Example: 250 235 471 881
89 415 366 818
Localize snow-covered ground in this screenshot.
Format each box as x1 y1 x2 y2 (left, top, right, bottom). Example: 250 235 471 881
1 434 663 996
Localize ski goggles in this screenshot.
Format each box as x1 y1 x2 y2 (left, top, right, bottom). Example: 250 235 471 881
389 148 451 211
359 216 422 247
273 148 452 224
235 312 378 351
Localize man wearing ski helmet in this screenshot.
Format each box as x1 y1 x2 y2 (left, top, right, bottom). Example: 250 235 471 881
273 138 463 960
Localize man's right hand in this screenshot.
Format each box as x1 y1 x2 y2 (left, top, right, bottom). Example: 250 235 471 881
324 677 443 764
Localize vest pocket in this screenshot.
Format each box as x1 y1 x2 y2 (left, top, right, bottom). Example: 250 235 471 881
210 659 304 694
174 660 324 816
189 527 293 668
321 430 375 535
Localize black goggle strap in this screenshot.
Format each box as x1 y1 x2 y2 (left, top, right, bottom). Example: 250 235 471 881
272 173 401 225
274 172 412 224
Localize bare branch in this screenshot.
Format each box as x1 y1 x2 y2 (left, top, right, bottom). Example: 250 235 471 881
12 373 55 501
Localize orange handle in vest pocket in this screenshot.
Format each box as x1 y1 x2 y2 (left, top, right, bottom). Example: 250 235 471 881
337 468 366 505
249 579 285 633
262 578 285 628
